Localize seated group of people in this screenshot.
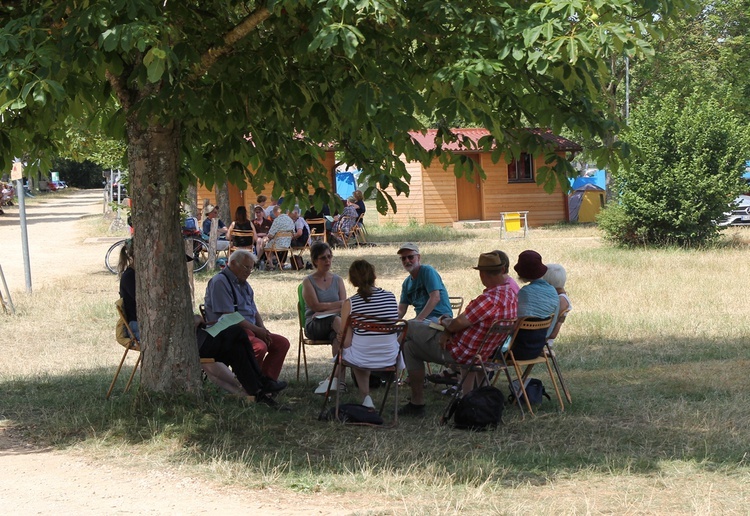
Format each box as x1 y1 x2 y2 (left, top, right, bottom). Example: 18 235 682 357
302 240 570 415
118 232 570 415
202 197 310 270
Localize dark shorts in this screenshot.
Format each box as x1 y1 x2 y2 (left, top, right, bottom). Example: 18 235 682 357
305 316 336 342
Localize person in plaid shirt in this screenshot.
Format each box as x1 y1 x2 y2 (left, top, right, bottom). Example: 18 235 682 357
399 251 517 417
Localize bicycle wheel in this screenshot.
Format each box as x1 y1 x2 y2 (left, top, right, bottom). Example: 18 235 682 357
190 238 209 272
105 239 127 274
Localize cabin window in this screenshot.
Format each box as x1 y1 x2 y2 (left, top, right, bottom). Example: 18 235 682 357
507 153 534 183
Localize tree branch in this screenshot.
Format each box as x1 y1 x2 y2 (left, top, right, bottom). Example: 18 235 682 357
193 6 273 78
105 69 132 111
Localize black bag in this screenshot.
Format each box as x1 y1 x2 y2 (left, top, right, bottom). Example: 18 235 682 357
508 378 550 406
319 403 384 425
446 386 504 431
291 254 305 270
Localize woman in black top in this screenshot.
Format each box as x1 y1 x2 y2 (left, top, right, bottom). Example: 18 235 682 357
228 205 255 249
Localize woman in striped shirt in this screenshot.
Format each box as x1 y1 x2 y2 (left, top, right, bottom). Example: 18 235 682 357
340 259 404 408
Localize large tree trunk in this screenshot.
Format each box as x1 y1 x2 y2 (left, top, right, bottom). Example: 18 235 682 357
127 119 202 394
216 182 231 226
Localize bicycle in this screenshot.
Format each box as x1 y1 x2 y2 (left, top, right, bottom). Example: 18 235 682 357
105 237 210 274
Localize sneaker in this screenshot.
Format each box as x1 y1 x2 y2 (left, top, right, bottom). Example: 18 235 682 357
362 395 375 409
282 263 292 270
398 402 426 417
314 377 337 395
441 385 459 396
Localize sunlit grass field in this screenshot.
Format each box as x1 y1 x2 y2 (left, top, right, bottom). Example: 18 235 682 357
2 214 750 514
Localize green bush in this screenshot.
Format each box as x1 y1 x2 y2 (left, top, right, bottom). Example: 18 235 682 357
601 92 749 247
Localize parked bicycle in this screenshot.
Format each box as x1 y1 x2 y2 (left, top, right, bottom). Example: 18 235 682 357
105 236 210 274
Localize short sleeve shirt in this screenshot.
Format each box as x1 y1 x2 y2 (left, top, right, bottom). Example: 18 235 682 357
399 265 452 320
448 283 517 364
265 213 295 248
202 218 226 238
204 267 258 325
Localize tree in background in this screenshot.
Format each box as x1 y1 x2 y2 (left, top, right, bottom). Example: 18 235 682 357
0 1 688 393
599 92 749 247
51 158 105 189
629 0 750 117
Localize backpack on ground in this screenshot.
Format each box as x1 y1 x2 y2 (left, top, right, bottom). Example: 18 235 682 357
444 386 504 431
291 254 305 270
508 378 550 406
318 403 384 425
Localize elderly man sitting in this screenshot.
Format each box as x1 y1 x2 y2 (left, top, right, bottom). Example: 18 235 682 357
204 249 290 381
399 251 518 417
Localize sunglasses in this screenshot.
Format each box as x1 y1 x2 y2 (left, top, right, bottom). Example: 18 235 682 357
400 254 418 262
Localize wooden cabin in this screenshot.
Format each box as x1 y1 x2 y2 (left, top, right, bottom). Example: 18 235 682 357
378 129 581 227
196 152 337 219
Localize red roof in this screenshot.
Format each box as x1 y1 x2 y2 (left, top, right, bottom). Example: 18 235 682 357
408 128 582 153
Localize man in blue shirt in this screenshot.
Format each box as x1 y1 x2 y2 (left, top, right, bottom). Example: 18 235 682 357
396 242 453 322
204 249 290 380
202 204 229 251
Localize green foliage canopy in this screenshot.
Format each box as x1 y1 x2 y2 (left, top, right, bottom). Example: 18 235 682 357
1 0 689 205
0 0 691 393
599 91 749 247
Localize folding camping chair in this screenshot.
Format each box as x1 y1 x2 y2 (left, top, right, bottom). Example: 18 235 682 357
296 283 333 383
307 218 328 245
438 318 518 423
107 299 142 399
265 230 294 270
499 316 564 415
320 314 408 426
545 306 572 404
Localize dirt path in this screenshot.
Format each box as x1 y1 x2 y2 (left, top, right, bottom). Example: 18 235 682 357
0 191 366 515
0 189 115 295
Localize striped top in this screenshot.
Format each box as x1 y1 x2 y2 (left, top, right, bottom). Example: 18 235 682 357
343 287 402 369
350 287 398 332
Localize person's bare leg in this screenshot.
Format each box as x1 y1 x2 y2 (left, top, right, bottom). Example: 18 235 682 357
461 369 478 395
352 368 370 399
408 367 426 405
330 316 342 356
202 363 247 395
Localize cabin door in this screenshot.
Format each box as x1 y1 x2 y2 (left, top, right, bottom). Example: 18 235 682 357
456 154 482 220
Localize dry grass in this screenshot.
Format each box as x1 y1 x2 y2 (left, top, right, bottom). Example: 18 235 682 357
2 221 750 514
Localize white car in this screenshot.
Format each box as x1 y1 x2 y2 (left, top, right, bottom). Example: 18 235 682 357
719 194 750 226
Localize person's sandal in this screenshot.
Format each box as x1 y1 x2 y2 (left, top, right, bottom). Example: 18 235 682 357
426 370 459 385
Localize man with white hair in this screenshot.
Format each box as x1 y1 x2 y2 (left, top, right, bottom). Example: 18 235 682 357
204 249 290 381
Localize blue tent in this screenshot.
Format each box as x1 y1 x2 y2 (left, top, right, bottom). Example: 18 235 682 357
335 171 358 199
570 169 606 190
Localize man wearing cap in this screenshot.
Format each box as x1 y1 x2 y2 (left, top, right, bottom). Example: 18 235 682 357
399 251 518 417
512 250 559 360
396 242 453 322
204 249 290 382
202 204 230 251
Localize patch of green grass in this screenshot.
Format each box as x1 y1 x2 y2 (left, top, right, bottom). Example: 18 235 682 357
366 221 475 243
2 221 750 512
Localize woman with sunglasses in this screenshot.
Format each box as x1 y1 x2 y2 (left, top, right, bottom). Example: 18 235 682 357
301 241 348 394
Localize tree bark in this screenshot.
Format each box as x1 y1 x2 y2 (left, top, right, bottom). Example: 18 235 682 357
185 183 198 219
216 182 231 226
126 118 202 395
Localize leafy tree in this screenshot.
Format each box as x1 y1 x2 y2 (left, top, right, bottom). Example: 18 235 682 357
0 0 689 393
52 157 107 189
599 91 749 247
630 0 750 117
